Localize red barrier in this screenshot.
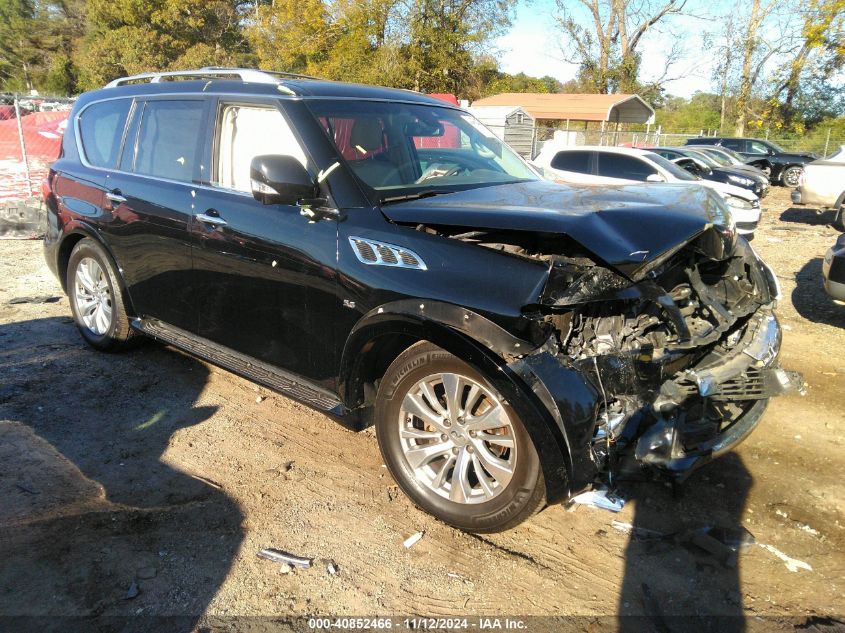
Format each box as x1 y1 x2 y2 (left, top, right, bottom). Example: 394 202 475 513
0 110 68 201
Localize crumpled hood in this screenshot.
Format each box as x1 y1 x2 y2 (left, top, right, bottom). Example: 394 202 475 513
381 180 730 278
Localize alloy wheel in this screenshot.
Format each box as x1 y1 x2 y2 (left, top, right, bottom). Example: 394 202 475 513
398 372 517 504
73 257 113 335
783 167 802 187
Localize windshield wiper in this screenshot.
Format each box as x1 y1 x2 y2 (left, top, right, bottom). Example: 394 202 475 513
379 190 454 205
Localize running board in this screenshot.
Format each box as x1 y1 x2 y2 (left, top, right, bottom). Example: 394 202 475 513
132 318 346 417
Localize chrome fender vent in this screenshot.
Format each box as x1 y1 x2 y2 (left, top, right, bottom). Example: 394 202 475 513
348 237 427 270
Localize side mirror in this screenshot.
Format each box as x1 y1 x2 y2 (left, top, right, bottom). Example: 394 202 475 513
250 155 317 205
646 173 666 183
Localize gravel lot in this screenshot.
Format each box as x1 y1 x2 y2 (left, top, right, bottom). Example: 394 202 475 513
0 187 843 632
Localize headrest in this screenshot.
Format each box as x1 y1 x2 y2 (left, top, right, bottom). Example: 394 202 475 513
350 118 384 153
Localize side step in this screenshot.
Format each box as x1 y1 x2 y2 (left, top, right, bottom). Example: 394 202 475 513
132 318 346 417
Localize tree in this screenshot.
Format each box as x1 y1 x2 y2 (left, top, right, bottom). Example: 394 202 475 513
732 0 779 135
554 0 687 94
770 0 845 127
76 0 253 89
248 0 331 75
0 0 38 91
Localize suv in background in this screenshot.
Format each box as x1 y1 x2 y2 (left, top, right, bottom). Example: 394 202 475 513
43 68 801 532
684 137 815 187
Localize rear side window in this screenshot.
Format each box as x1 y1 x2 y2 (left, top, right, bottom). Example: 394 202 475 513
135 100 205 182
597 153 656 181
78 99 131 168
550 151 592 173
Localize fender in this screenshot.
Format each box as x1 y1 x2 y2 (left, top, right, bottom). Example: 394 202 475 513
56 220 137 315
340 300 583 502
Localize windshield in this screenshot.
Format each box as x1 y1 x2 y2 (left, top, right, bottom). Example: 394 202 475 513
691 145 743 165
685 149 721 168
305 100 538 200
694 148 732 166
644 152 698 181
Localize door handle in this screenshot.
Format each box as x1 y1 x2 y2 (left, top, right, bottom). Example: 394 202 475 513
194 212 227 227
106 191 126 204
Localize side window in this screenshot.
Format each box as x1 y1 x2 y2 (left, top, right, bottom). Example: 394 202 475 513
721 139 745 152
135 100 205 182
550 151 591 173
748 140 771 155
215 104 307 192
597 153 656 181
78 99 131 168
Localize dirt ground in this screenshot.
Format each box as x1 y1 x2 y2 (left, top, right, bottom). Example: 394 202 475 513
1 187 843 632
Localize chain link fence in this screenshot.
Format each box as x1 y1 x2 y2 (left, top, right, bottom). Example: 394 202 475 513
0 94 74 238
532 125 844 159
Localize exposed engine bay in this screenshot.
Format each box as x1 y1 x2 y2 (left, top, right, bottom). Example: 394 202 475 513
423 222 803 484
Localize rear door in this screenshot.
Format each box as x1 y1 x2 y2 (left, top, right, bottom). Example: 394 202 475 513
54 98 132 233
104 97 210 331
720 138 750 158
547 150 600 183
595 152 658 183
191 98 340 386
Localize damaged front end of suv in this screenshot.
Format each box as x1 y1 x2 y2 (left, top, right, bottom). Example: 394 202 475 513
382 180 803 491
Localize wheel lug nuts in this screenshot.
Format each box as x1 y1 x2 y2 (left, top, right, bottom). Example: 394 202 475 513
469 430 476 437
467 446 474 453
452 447 459 455
440 434 448 441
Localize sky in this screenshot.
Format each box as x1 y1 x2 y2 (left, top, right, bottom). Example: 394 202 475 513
494 0 729 98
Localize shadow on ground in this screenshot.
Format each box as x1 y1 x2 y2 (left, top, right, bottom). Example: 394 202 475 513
615 454 752 632
792 258 845 329
0 317 243 632
779 207 836 227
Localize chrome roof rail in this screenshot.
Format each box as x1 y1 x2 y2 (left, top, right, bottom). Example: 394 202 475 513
104 67 316 88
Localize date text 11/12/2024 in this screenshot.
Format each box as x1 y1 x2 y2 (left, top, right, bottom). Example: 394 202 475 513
307 618 528 630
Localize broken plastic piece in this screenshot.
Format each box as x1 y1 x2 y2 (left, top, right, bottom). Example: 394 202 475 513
570 486 624 512
757 543 813 573
403 532 424 548
257 548 312 569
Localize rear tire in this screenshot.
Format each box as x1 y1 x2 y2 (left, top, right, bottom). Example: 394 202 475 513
375 341 545 532
67 238 136 351
781 165 802 188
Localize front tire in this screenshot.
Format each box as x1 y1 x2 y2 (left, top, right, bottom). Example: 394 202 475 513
67 238 136 351
833 205 845 232
375 342 545 532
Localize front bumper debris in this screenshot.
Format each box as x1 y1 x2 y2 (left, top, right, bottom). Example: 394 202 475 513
636 310 803 474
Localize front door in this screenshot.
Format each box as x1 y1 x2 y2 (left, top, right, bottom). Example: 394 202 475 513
192 99 340 386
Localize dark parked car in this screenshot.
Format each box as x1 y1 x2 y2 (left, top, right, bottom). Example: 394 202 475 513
43 68 802 532
684 137 816 187
824 234 845 301
650 146 769 198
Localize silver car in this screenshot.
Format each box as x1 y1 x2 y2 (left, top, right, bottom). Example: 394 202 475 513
792 145 845 230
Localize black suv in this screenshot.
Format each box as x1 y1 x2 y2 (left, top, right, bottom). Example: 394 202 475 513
684 137 816 187
44 68 801 532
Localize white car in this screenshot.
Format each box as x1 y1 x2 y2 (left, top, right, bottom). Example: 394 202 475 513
791 145 845 231
532 145 762 236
